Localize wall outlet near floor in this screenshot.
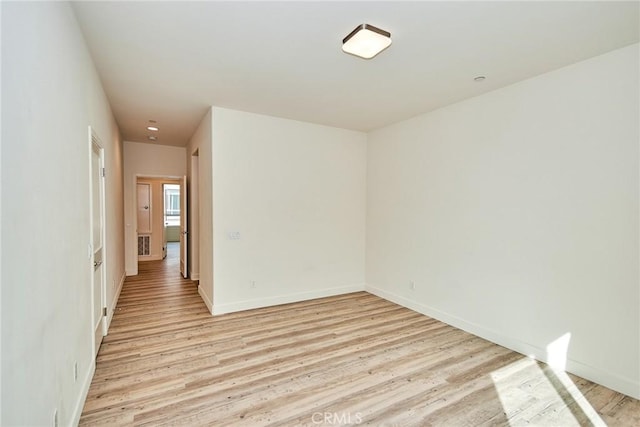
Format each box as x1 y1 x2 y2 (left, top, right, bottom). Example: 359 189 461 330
74 362 78 382
410 281 415 291
250 281 256 289
228 231 241 240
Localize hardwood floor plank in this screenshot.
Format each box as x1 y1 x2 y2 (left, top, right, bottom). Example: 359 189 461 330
80 245 640 426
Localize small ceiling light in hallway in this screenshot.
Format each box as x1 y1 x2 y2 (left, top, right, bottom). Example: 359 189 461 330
342 23 392 59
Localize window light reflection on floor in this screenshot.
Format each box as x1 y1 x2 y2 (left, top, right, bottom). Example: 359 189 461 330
490 332 606 426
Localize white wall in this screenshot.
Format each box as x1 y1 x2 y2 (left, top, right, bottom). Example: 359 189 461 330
123 141 186 275
211 107 367 314
187 109 213 311
1 2 125 425
366 44 639 398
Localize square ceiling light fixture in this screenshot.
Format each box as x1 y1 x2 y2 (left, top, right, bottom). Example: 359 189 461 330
342 23 392 59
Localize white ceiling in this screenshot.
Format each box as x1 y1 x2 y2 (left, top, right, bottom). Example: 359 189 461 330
72 1 639 147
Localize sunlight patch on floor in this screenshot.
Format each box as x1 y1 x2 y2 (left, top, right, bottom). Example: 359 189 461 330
490 354 606 426
545 332 605 425
546 368 607 426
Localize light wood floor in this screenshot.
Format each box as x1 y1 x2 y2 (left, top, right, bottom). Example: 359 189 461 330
80 248 639 426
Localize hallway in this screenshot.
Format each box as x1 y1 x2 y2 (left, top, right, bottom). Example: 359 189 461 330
80 243 204 424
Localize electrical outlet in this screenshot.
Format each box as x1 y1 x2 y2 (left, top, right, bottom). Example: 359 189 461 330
410 281 415 291
228 231 241 240
250 281 256 289
74 362 78 382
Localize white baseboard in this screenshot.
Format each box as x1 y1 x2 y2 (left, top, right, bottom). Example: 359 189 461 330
212 284 366 316
70 358 96 427
189 270 200 281
198 285 213 314
365 284 640 400
106 272 126 330
125 268 137 276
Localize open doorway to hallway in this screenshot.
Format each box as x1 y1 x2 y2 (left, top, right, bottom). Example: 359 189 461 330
162 183 181 259
136 176 186 278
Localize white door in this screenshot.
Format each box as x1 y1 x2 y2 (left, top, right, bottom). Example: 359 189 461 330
137 183 152 233
91 138 106 357
180 175 188 278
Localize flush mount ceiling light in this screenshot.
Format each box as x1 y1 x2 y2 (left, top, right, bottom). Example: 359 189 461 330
147 126 159 131
342 23 391 59
148 136 157 141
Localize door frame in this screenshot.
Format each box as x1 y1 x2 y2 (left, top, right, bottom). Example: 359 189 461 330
180 175 188 278
133 174 184 268
89 127 107 357
189 150 200 281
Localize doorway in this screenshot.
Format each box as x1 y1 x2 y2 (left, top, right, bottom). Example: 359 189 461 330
189 150 200 281
135 176 187 277
163 180 188 278
90 131 106 358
